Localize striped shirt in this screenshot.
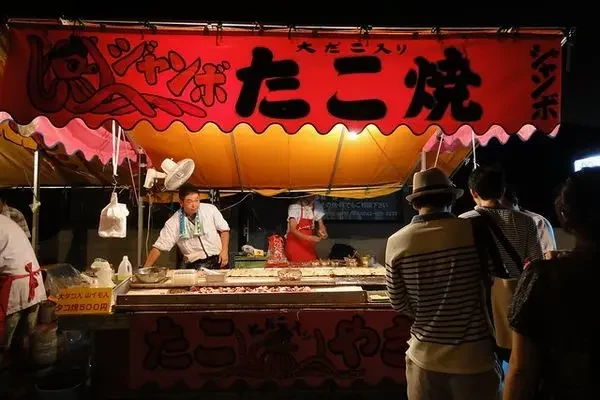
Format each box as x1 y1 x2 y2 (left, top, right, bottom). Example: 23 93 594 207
1 206 31 239
459 206 543 277
386 212 495 374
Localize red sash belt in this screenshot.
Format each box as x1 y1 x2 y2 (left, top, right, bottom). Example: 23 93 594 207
0 263 40 341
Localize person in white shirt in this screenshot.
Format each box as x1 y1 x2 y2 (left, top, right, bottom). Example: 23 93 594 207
501 185 557 255
285 195 328 262
144 185 230 269
0 214 46 367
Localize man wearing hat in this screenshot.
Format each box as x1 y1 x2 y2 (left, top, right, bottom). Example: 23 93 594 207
386 168 501 400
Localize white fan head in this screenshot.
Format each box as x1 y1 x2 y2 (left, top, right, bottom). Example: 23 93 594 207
162 158 195 191
143 158 195 190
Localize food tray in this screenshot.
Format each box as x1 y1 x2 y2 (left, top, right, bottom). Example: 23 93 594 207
128 276 338 288
117 286 367 306
227 267 385 278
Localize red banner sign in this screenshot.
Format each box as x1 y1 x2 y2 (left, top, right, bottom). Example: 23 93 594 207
1 28 562 134
129 310 410 390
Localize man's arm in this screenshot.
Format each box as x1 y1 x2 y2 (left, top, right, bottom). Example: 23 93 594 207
385 238 413 319
212 207 231 268
505 263 543 400
503 332 539 400
317 219 328 239
218 230 230 268
144 248 162 267
144 220 178 266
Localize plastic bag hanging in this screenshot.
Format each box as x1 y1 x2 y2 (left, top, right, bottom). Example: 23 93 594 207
471 128 479 170
98 192 130 238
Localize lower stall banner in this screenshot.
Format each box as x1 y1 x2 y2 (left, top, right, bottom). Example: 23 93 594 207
130 310 410 390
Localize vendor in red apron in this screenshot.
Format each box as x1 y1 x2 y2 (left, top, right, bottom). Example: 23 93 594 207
0 214 46 366
285 195 328 262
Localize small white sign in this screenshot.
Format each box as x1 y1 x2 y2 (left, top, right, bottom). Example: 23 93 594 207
574 155 600 172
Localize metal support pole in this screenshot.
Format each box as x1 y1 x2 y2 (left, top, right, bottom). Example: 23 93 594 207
137 152 147 268
31 150 40 254
209 189 221 208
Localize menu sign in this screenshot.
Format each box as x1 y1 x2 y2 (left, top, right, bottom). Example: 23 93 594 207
320 194 400 221
55 287 113 315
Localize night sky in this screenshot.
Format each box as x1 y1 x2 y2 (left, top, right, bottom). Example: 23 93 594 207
1 4 596 223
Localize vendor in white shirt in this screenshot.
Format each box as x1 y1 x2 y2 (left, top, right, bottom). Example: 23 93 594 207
0 214 46 367
144 185 230 269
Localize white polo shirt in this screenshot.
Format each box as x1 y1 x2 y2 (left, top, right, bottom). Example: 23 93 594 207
153 203 230 262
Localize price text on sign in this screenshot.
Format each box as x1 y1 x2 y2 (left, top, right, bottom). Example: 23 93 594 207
55 287 112 315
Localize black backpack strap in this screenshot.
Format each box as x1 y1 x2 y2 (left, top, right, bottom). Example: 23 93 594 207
471 216 510 279
476 209 524 273
470 216 504 370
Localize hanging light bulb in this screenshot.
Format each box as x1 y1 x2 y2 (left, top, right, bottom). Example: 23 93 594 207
347 131 359 141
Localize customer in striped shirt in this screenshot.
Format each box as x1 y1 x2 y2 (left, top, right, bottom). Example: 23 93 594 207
459 165 543 363
386 168 501 400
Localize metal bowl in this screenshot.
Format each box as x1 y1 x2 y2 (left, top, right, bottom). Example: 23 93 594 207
135 267 168 283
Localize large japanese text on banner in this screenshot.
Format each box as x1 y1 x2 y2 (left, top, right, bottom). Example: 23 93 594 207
0 28 562 134
130 310 409 389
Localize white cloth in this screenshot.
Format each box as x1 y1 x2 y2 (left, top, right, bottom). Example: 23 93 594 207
287 202 325 222
153 203 230 262
0 215 46 315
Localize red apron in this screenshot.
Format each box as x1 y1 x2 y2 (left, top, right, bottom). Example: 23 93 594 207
285 206 318 263
0 262 40 340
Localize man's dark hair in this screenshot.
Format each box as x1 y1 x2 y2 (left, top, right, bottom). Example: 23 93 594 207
410 193 455 210
178 184 198 201
468 165 506 200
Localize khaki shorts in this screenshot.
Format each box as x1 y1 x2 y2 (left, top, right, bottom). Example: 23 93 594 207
406 356 501 400
1 304 40 352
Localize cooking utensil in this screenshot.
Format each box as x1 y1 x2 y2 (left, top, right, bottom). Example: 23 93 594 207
135 267 168 283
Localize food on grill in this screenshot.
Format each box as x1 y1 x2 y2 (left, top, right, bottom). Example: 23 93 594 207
168 286 312 294
226 267 384 278
277 269 302 281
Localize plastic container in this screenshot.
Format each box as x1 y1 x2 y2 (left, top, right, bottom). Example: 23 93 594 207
204 272 226 284
172 269 197 286
117 256 132 281
90 258 110 272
